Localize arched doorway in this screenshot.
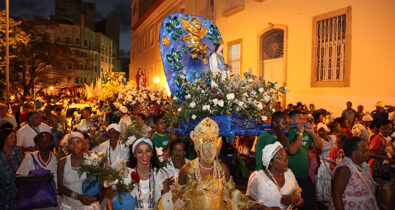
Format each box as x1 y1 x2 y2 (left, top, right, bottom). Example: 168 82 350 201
258 24 288 107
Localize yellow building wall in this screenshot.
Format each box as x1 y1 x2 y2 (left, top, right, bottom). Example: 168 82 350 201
215 0 395 116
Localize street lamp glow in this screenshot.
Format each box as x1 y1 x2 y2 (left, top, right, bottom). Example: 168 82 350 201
154 77 159 84
49 86 54 91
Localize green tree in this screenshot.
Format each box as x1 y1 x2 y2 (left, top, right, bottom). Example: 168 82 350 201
9 17 77 96
0 11 30 92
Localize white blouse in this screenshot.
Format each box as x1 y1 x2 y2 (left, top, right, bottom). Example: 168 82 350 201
246 169 300 210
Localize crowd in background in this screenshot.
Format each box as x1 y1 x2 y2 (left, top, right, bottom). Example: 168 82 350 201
0 93 394 209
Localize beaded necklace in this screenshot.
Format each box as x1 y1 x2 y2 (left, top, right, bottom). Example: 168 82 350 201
136 167 156 208
194 158 221 197
198 159 214 170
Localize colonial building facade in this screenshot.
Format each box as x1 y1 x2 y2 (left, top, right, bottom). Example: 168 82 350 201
130 0 395 115
52 0 121 87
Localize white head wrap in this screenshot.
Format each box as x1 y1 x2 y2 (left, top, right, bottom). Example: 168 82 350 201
106 123 121 133
67 132 84 142
119 106 128 114
362 114 373 122
261 142 283 169
317 123 330 132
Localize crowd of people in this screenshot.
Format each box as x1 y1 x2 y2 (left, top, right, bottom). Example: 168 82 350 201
0 94 394 210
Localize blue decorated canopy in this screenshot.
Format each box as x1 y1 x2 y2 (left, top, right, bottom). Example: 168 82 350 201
159 13 222 97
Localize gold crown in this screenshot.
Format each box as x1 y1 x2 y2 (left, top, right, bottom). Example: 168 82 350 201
190 117 219 144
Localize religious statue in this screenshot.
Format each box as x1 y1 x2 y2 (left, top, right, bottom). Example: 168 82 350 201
181 16 208 64
135 67 146 89
164 118 261 210
209 43 232 80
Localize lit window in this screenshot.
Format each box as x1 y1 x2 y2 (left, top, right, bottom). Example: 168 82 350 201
227 39 242 76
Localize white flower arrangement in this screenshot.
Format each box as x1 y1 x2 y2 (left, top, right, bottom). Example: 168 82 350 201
117 85 169 116
166 70 288 126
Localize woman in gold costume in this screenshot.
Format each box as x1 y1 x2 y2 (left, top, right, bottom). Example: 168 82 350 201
169 117 261 210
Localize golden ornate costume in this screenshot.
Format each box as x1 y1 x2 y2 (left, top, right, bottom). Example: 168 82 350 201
172 159 255 210
158 118 259 210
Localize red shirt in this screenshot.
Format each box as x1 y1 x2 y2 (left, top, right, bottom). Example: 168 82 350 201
328 146 344 164
369 134 386 153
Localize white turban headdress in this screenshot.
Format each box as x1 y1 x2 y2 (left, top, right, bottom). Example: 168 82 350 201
261 142 283 169
106 123 121 133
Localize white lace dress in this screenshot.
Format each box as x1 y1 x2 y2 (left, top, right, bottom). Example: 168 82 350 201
59 155 100 210
130 168 162 210
246 169 300 210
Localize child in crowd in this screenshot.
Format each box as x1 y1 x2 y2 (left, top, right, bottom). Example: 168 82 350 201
151 114 176 154
327 135 347 171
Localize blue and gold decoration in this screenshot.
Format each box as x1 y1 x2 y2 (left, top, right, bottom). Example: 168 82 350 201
160 14 274 138
159 13 222 96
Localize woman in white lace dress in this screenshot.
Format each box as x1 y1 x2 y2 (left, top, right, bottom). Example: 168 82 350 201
247 142 303 210
128 138 164 209
57 132 100 210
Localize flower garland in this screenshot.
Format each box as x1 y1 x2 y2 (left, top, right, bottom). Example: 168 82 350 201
166 70 288 126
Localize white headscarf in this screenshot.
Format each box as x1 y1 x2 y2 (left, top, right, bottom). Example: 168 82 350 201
67 132 84 143
106 123 121 133
261 142 283 169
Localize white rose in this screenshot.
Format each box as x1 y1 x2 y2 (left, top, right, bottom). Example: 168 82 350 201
264 94 271 102
173 96 178 100
218 100 224 107
124 177 132 185
226 93 235 100
257 103 263 110
155 147 164 156
177 108 182 112
185 94 191 99
238 101 244 107
259 88 264 93
213 98 218 105
201 90 205 94
189 102 196 108
261 116 268 121
192 115 197 120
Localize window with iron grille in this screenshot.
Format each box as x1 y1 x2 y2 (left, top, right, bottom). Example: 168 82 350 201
311 7 351 87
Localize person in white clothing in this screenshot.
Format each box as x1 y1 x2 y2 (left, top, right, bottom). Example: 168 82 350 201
118 106 132 135
157 139 189 193
351 114 373 141
16 132 58 210
57 132 100 210
247 142 303 210
93 124 129 166
156 139 189 210
17 111 51 155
